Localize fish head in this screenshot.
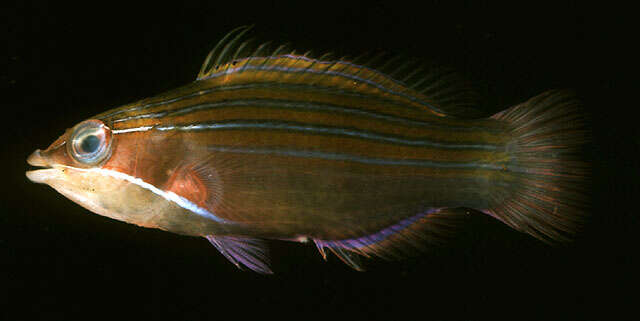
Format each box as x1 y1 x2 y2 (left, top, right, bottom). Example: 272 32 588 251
26 119 155 224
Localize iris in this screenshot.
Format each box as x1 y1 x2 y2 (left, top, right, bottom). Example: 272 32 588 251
69 119 112 165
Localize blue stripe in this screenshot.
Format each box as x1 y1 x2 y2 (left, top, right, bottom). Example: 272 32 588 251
112 99 498 132
101 82 411 120
205 145 503 169
153 120 498 150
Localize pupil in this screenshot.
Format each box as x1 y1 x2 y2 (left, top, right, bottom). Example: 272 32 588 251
81 135 100 153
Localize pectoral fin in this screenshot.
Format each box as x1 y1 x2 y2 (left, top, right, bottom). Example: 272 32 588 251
205 235 272 274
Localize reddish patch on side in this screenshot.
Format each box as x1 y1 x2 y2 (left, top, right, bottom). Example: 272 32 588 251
165 164 208 207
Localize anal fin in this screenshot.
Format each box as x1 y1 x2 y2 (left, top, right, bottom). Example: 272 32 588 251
326 246 365 271
205 235 272 274
313 208 465 270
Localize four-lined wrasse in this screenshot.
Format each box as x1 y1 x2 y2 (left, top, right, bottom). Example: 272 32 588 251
26 27 589 273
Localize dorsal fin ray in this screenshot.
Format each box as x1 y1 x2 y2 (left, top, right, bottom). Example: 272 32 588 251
198 25 252 78
196 27 486 118
231 37 254 63
214 27 252 69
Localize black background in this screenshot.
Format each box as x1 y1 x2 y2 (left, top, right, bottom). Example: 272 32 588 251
2 1 636 320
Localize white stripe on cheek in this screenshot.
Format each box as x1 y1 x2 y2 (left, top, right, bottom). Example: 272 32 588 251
65 166 229 224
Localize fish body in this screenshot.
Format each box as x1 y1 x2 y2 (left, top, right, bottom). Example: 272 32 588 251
26 28 589 273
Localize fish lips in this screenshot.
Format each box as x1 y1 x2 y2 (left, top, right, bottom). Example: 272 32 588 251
26 149 55 184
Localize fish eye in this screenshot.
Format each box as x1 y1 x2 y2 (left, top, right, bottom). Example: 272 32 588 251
69 119 112 165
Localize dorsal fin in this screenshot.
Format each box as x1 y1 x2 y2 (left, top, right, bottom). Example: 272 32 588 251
196 27 485 118
198 25 254 78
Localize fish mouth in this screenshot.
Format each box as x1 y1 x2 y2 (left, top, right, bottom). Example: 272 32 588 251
26 149 55 183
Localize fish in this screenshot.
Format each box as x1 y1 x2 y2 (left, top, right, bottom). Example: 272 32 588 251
26 26 589 273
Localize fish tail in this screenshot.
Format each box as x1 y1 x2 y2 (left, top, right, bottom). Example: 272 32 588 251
485 90 590 242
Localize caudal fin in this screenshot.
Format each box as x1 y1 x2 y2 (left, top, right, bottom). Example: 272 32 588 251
486 90 590 243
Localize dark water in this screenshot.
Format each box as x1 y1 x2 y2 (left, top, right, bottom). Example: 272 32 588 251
2 2 635 320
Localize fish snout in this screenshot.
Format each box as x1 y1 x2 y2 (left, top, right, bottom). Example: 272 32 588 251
26 149 57 184
27 149 48 167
